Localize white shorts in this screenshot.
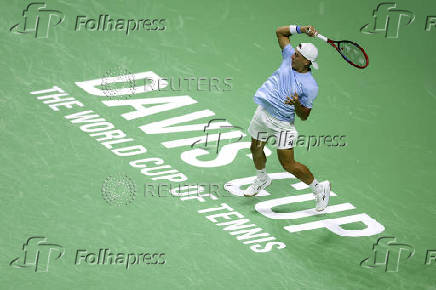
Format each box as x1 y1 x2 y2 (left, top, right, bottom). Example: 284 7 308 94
248 105 298 150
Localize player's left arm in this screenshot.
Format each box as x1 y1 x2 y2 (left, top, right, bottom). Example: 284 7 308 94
285 93 311 121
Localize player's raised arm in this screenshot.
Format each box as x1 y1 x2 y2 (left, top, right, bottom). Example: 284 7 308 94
276 25 318 50
275 26 291 50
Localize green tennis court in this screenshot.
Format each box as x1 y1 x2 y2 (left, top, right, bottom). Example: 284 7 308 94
1 0 436 289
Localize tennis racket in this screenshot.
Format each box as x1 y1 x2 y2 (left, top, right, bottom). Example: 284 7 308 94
315 33 369 69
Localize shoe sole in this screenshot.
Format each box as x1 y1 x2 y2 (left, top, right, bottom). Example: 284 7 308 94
244 178 272 197
315 181 331 211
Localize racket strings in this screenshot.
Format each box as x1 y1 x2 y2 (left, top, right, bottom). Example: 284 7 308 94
338 42 367 66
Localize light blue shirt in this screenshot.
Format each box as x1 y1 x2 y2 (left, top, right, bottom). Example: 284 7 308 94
253 43 318 123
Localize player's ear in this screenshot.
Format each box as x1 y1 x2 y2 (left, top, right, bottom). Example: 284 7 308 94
305 60 311 69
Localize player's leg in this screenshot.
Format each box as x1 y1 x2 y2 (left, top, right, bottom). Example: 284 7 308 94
274 124 330 211
277 147 330 211
244 106 273 196
250 137 267 170
274 126 313 183
277 147 313 184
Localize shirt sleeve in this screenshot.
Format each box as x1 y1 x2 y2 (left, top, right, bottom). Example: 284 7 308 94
282 44 295 60
299 84 318 109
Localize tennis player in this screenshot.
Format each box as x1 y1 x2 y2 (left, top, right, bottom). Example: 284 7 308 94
245 24 330 212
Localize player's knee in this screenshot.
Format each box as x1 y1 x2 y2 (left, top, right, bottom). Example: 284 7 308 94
250 141 263 154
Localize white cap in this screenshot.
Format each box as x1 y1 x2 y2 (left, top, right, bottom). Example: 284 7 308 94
296 43 319 70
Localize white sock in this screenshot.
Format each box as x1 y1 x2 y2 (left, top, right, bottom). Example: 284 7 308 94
309 179 319 191
256 168 267 178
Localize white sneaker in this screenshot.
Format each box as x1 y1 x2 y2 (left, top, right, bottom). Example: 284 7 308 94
244 175 272 197
314 181 330 211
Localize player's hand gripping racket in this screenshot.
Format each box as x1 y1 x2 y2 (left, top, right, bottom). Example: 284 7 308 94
314 31 369 69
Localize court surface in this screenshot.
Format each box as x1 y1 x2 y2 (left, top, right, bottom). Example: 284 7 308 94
1 0 436 289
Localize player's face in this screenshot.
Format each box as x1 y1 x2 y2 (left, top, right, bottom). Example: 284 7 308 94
292 49 309 68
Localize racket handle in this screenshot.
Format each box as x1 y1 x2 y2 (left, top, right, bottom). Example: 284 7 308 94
316 33 328 42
